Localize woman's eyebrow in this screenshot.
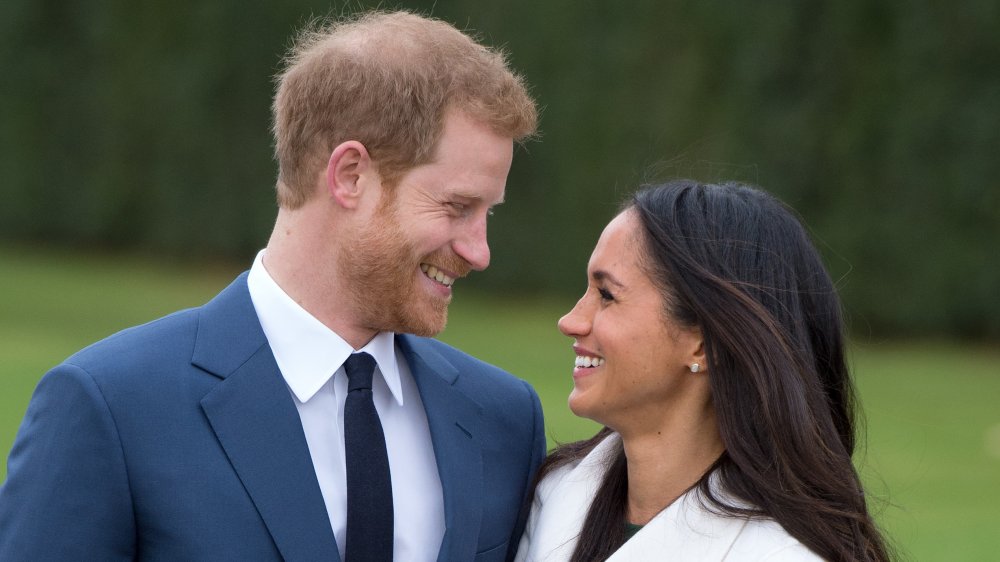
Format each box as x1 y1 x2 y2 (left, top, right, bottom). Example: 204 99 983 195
591 269 624 288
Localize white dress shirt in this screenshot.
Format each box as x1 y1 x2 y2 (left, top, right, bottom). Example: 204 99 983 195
247 250 445 562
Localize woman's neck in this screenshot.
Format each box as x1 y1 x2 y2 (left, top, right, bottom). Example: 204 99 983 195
619 408 724 525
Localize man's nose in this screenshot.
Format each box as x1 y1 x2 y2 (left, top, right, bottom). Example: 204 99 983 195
454 217 490 271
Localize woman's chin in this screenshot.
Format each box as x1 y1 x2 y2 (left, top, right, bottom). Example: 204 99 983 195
568 391 603 424
567 391 585 417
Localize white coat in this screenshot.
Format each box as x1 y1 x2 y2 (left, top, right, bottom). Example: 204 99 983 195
515 433 824 561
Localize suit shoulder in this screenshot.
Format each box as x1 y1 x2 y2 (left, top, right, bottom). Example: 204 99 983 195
61 306 201 380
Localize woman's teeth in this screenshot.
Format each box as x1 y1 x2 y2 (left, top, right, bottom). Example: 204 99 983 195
575 356 605 368
420 264 455 287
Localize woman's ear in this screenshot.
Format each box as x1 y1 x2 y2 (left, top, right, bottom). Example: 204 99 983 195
687 330 707 374
325 140 374 209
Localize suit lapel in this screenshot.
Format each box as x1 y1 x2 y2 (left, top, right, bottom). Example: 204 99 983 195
195 274 340 562
398 335 484 562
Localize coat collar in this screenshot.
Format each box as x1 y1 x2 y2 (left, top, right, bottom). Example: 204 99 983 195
522 433 749 562
195 273 341 561
607 481 749 561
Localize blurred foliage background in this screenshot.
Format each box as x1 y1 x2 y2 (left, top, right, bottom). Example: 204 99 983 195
2 247 999 559
2 2 999 559
2 0 998 339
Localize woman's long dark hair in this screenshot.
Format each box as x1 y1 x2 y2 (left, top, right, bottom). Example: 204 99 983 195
538 181 892 562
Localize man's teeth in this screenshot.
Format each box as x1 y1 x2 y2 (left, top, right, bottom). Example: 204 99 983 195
575 356 605 368
420 264 455 287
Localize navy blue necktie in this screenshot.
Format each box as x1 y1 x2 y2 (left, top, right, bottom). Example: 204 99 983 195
343 352 393 562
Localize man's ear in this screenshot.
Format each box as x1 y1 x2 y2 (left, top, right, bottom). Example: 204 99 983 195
325 140 374 209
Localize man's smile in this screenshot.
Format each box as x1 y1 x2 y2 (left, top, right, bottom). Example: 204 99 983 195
420 263 456 287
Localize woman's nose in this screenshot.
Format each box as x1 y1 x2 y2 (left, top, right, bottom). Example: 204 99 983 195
557 297 591 337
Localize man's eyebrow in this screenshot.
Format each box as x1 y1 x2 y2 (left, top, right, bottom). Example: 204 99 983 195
452 192 505 205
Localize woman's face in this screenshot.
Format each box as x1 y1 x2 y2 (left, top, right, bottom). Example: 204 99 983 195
557 210 705 433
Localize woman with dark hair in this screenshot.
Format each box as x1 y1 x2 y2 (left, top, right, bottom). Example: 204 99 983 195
516 181 891 561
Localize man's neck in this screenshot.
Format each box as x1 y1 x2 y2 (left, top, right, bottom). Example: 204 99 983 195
263 208 377 349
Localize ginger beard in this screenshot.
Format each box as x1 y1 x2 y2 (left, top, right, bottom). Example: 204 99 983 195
341 194 471 337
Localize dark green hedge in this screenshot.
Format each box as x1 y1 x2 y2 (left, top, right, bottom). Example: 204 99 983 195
2 1 998 339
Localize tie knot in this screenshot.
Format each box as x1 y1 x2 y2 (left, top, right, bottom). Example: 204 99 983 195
344 352 376 392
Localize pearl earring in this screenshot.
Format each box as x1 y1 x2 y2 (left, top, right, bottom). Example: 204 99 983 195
689 363 701 373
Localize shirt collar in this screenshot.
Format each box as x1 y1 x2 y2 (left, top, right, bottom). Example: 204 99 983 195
247 250 404 406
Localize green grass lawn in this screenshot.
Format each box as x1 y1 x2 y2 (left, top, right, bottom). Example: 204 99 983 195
2 244 998 560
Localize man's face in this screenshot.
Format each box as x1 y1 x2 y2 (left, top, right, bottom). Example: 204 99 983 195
341 110 514 336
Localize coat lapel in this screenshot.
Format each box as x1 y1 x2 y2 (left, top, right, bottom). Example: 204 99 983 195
607 476 748 561
518 433 618 562
194 274 340 562
521 432 747 562
398 335 484 562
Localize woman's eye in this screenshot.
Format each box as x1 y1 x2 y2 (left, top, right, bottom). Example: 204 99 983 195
598 288 614 302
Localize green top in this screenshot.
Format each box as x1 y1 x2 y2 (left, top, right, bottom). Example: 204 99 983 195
625 522 644 540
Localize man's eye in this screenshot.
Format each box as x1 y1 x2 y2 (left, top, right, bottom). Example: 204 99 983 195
448 202 468 215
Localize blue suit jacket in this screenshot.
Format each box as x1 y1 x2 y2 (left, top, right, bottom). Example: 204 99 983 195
0 274 546 561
